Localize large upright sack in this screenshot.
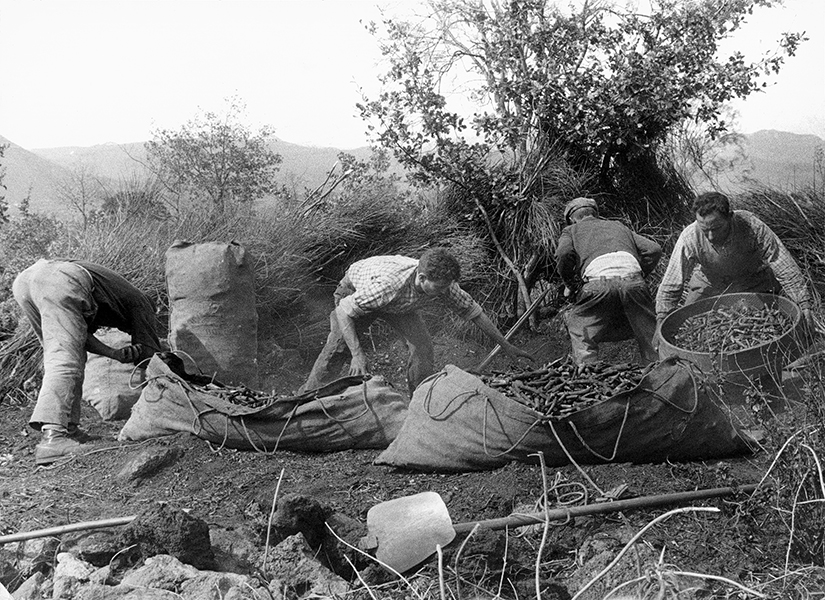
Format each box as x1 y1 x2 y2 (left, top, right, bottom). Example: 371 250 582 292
82 328 146 420
118 354 408 452
376 358 755 472
166 240 258 387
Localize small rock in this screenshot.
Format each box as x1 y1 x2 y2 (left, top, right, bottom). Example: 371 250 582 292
75 582 181 599
119 555 199 590
4 537 60 578
179 571 270 600
52 552 95 599
0 549 20 591
262 533 349 599
9 570 43 600
116 447 184 484
259 494 332 550
210 524 260 574
88 565 111 586
60 531 121 567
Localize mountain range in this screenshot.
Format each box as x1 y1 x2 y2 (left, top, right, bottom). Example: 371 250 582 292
1 130 822 219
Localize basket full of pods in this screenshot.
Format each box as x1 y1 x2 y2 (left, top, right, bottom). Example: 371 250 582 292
658 293 805 394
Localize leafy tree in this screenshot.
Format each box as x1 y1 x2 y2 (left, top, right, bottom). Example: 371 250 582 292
359 0 804 313
145 97 283 214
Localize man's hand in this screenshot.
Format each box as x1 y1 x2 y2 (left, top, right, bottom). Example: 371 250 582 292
348 351 370 377
113 344 144 364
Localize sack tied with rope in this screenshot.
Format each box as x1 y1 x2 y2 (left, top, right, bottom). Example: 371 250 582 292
375 357 756 472
118 353 409 452
83 328 146 421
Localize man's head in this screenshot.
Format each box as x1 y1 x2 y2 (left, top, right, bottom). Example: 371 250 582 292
564 197 598 224
417 248 461 296
692 192 732 245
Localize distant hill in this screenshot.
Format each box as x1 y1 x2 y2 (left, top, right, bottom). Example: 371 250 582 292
2 130 821 219
701 130 823 193
739 130 823 189
28 138 377 195
0 135 73 218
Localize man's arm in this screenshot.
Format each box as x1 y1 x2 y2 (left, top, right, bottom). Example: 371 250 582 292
85 334 143 364
753 219 813 310
655 230 694 320
470 311 535 362
334 304 369 376
554 228 579 288
633 233 663 277
751 218 816 330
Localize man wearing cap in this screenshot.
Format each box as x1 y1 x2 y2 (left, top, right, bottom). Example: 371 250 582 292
555 197 662 365
298 247 534 396
655 191 814 329
13 259 161 465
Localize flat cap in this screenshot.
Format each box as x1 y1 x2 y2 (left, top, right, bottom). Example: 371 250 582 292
563 197 598 223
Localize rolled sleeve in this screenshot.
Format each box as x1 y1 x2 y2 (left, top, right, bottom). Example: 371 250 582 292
656 231 694 316
445 284 483 321
337 295 366 319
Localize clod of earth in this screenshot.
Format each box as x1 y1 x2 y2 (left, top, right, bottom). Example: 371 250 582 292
116 503 215 571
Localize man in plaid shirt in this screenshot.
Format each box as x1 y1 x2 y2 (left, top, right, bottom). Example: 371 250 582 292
655 192 814 329
299 248 533 395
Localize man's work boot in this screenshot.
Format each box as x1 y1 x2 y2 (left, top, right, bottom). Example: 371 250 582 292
35 430 84 465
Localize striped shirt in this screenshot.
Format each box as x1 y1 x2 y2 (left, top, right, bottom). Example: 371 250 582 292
656 210 812 315
336 255 483 321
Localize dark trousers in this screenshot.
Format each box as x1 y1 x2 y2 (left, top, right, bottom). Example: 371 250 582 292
299 281 435 396
564 274 658 365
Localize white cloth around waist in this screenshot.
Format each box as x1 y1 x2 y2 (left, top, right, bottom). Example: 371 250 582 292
583 251 642 280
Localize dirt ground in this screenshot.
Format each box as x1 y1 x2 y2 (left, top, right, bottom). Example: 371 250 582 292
0 302 809 598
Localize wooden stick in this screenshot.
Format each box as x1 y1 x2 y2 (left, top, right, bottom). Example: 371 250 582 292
476 285 556 372
452 484 758 534
0 516 136 545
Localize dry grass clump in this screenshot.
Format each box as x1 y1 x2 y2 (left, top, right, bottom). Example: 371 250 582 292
734 185 825 298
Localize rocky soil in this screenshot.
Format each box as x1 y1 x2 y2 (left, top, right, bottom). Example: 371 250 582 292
0 310 821 599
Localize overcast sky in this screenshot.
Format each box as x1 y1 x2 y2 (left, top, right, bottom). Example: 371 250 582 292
0 0 822 150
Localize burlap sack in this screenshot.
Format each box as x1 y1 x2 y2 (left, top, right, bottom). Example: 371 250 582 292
376 358 755 472
166 240 258 387
83 329 146 421
118 354 409 452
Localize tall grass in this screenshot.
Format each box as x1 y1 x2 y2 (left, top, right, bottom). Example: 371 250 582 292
0 183 491 402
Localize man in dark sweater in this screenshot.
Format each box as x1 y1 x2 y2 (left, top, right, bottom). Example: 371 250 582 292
13 259 161 465
555 197 662 365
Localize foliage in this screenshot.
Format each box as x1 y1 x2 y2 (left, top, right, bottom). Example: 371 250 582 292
100 174 170 222
358 0 804 313
299 149 488 287
0 142 8 226
661 112 748 193
733 184 825 299
145 96 284 214
55 162 106 230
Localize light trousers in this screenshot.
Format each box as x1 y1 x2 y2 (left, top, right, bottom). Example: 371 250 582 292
12 260 95 429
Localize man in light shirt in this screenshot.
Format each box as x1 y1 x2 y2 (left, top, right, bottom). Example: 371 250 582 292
555 197 662 365
299 247 534 395
655 192 814 329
